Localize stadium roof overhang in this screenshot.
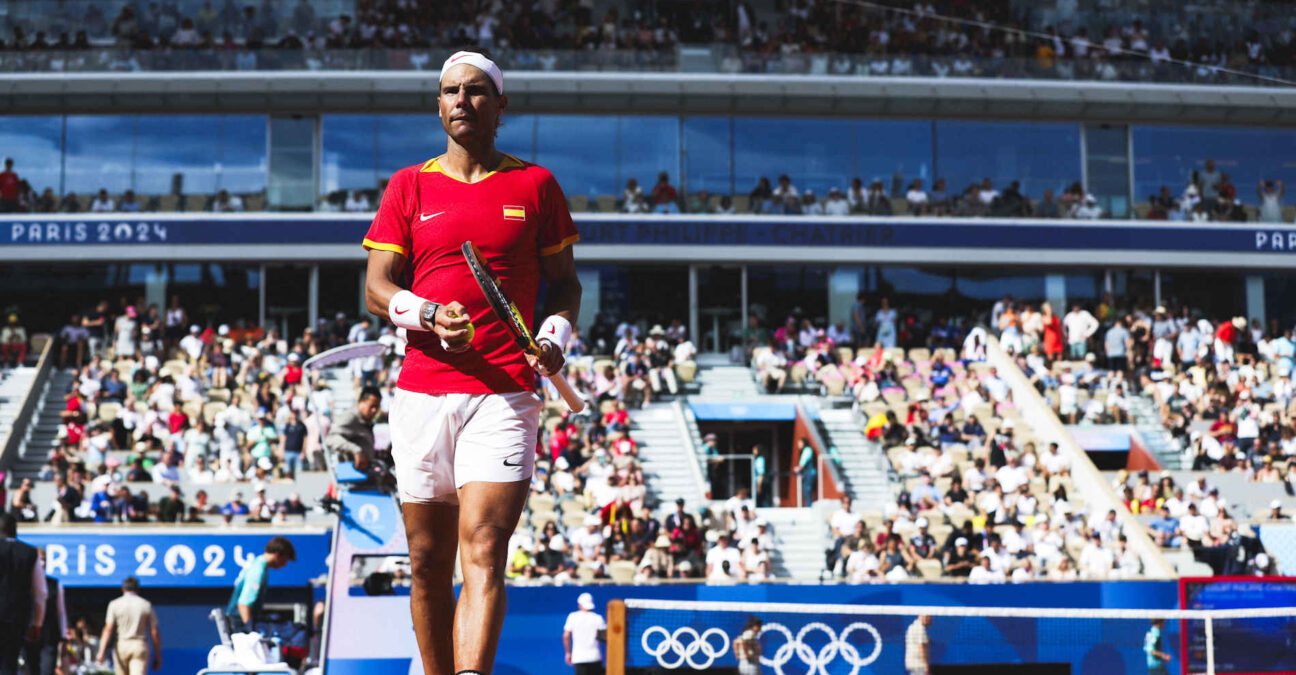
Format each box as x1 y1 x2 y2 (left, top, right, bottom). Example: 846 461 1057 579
2 71 1295 125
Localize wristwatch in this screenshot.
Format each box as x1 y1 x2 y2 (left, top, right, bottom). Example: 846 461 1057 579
420 302 441 328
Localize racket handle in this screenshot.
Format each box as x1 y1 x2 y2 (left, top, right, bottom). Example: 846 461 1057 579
547 372 585 413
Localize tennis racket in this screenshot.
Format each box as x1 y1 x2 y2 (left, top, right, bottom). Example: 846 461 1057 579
461 241 585 412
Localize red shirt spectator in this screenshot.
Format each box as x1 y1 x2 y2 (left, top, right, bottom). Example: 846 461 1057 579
0 158 20 209
602 407 629 430
168 409 187 435
282 360 303 386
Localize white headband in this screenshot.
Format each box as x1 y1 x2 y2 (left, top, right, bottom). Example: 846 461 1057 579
440 51 504 95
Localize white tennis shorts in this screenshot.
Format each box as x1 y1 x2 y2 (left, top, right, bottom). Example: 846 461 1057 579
389 388 542 505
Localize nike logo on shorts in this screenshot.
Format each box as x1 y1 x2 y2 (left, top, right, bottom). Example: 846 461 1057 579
503 456 523 467
419 211 445 222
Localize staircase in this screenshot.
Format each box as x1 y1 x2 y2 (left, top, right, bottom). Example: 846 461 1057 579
1128 395 1187 469
631 401 706 512
695 364 761 399
10 369 74 480
756 506 829 580
814 406 895 513
0 367 39 449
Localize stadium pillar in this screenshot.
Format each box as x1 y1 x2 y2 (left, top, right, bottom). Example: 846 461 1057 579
1153 270 1162 308
1245 275 1265 325
308 265 319 329
258 264 267 330
688 265 699 353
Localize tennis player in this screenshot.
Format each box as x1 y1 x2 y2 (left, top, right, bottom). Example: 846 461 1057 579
362 47 581 675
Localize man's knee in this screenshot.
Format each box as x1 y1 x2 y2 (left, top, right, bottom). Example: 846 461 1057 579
460 522 513 573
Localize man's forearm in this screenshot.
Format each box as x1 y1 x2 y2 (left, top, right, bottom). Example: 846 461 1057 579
543 277 582 327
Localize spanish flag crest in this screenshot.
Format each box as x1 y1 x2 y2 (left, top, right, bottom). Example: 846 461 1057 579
502 205 526 221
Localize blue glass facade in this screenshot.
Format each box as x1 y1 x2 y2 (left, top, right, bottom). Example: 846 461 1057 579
4 113 1296 218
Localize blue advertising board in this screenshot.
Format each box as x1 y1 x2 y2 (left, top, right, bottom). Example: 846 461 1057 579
19 529 331 588
1180 577 1296 674
4 214 1296 256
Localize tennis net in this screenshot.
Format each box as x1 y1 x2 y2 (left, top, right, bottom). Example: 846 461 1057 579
608 598 1296 675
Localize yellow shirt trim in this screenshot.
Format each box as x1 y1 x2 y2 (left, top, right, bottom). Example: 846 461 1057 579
419 154 526 183
539 234 580 257
362 238 407 256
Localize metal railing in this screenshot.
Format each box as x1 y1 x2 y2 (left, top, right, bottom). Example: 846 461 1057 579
0 46 1291 87
0 337 55 482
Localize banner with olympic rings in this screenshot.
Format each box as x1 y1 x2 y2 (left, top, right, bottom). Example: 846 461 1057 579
625 607 1170 674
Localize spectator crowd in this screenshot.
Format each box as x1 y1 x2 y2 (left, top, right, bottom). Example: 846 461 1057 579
2 0 1295 88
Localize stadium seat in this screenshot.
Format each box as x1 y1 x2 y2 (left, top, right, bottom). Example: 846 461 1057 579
576 563 597 581
608 560 637 583
732 195 750 213
97 402 121 423
908 347 930 363
202 401 227 425
29 333 52 357
569 194 590 212
562 511 588 529
916 559 943 580
559 499 587 514
158 194 180 211
676 361 698 383
207 388 231 403
531 510 559 529
595 195 616 212
529 493 555 514
835 347 854 363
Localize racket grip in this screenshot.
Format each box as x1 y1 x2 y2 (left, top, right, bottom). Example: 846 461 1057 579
547 372 585 413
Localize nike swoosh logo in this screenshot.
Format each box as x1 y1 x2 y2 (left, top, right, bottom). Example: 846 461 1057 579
503 457 523 467
394 307 410 315
419 211 445 222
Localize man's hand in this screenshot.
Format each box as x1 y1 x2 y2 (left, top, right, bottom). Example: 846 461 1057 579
152 654 162 671
528 339 565 376
425 301 472 353
565 653 573 666
26 625 39 642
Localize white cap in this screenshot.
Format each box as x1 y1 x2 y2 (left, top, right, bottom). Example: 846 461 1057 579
1272 500 1283 509
955 537 968 546
577 592 595 610
218 324 230 336
915 517 929 528
254 482 267 493
441 50 505 94
189 324 200 333
1255 552 1270 568
584 514 600 527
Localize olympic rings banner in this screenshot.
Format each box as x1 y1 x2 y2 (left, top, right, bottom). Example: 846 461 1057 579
18 529 331 587
624 607 1170 674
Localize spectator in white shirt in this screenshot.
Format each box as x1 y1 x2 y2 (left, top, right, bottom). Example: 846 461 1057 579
968 556 1006 584
1072 194 1103 219
823 188 850 216
212 189 244 213
1040 442 1071 476
344 190 372 212
706 535 744 581
1063 305 1100 359
905 179 929 214
977 178 999 205
898 438 929 476
1010 558 1038 583
89 188 115 212
1078 533 1114 578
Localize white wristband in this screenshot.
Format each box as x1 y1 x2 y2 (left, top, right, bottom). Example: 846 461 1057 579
388 290 430 331
536 315 572 349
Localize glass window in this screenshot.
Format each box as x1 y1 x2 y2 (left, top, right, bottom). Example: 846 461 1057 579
684 117 732 196
376 115 441 181
851 120 933 188
1132 125 1296 204
134 115 224 196
0 117 63 197
268 116 317 211
1084 124 1130 218
64 115 136 194
934 121 1081 201
321 114 377 197
497 113 536 163
734 118 854 198
536 115 619 200
618 116 679 198
220 115 269 195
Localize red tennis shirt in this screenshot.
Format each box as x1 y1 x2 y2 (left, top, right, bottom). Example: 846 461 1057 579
362 155 579 395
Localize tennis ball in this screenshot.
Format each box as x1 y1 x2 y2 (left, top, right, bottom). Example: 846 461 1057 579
445 320 474 349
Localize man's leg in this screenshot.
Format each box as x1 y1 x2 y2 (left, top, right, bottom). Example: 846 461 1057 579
0 622 19 675
454 479 530 673
403 501 460 675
